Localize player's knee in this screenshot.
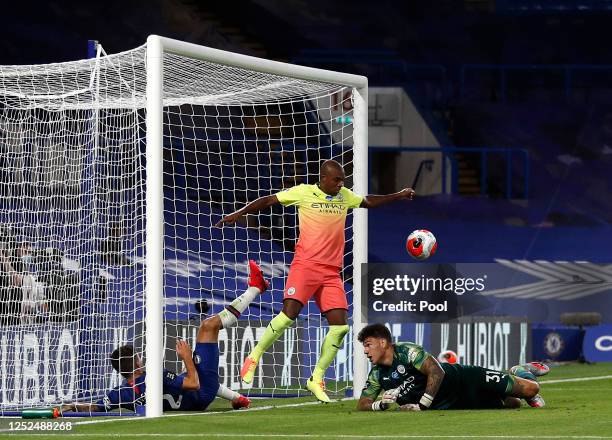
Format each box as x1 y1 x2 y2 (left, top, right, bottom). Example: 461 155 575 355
526 381 540 399
281 299 302 319
329 324 349 339
517 379 539 399
198 316 221 338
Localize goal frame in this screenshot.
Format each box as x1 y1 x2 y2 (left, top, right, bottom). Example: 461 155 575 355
145 35 368 418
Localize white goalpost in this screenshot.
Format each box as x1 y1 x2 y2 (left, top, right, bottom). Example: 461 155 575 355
0 35 368 418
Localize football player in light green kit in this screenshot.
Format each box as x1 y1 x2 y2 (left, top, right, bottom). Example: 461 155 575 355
357 323 548 411
217 160 415 402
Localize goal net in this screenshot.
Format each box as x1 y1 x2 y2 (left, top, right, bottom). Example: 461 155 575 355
0 36 367 416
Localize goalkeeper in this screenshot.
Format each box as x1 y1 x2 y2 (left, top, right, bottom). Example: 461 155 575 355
62 260 269 413
357 323 548 412
216 160 414 402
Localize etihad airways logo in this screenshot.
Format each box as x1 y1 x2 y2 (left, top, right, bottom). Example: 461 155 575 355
310 202 347 215
310 203 347 209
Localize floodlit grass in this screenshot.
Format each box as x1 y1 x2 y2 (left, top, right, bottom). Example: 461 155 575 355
2 363 611 439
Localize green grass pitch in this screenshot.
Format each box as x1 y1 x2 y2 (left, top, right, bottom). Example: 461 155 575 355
2 363 611 439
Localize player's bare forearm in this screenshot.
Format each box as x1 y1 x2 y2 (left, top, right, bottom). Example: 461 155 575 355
360 188 415 208
419 355 445 404
357 397 375 411
62 403 101 412
215 195 279 227
176 340 200 391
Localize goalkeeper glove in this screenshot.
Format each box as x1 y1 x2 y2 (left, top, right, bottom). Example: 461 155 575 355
371 388 401 411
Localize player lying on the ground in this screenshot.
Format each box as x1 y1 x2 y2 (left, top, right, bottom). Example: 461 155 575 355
62 260 269 413
356 323 549 411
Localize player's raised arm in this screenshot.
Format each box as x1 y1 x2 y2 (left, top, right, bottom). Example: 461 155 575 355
416 354 445 410
214 195 279 227
360 188 415 209
176 340 200 391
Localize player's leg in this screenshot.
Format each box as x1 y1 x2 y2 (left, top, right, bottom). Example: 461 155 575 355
502 397 522 408
306 271 349 403
509 362 550 380
466 364 543 409
214 260 269 336
508 362 548 408
194 260 268 409
463 365 543 409
507 376 542 407
240 298 302 383
241 262 318 384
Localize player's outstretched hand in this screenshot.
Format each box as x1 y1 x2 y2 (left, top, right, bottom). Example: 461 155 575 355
382 388 400 403
379 388 400 410
176 339 192 360
214 212 241 228
399 188 416 200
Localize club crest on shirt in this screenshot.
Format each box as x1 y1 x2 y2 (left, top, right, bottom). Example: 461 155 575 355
397 365 406 375
194 355 201 365
324 193 344 202
287 287 296 296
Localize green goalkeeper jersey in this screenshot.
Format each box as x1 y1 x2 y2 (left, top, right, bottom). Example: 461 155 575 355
360 342 513 410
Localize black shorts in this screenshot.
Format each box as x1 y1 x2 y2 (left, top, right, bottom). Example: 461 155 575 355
453 365 514 409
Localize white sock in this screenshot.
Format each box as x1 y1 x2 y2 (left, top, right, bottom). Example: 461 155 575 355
218 287 260 328
216 384 240 401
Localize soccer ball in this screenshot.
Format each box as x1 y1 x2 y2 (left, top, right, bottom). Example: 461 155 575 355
406 229 437 260
437 350 458 364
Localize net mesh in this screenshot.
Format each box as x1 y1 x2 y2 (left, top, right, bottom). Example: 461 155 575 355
0 42 357 413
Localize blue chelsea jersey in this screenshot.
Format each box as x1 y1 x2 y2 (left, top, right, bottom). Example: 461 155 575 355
97 369 204 411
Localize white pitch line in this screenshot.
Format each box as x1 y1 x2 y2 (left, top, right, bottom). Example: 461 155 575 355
73 400 328 426
541 388 608 391
540 375 612 384
4 375 609 433
5 434 612 439
56 375 612 428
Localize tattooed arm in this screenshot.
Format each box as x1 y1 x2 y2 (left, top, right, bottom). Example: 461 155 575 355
417 355 445 409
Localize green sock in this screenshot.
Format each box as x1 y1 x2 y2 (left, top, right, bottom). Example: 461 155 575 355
251 312 294 360
312 325 349 382
512 366 537 382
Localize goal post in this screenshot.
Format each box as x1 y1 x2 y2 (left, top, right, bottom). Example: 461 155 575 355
0 35 368 418
145 35 369 417
350 86 369 408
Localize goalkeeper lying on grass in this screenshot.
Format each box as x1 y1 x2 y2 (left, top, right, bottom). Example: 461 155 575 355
357 323 549 412
62 260 269 414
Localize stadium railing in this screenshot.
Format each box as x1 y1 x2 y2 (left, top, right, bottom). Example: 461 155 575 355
369 146 530 199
